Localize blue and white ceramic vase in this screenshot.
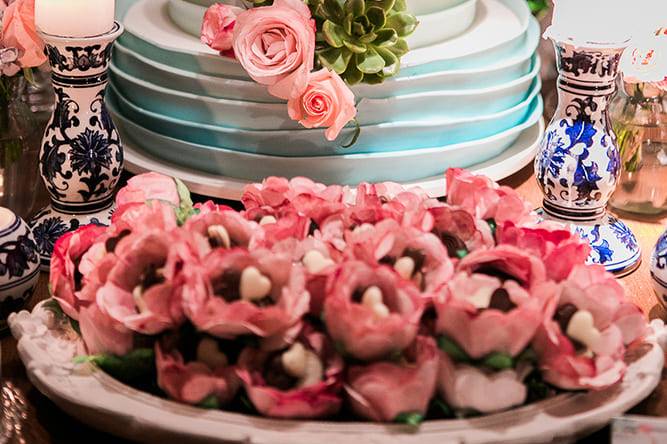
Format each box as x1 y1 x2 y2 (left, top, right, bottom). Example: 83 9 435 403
651 230 667 311
29 22 124 270
535 39 641 276
0 207 39 331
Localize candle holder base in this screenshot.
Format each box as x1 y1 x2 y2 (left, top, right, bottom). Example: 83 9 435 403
537 209 641 277
28 202 114 271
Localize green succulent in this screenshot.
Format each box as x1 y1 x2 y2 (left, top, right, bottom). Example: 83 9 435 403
248 0 418 85
312 0 418 85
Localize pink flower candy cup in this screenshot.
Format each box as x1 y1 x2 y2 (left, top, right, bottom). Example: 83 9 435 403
345 336 439 422
324 261 424 361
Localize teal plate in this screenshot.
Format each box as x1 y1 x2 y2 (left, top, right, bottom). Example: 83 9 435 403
108 96 543 184
108 80 541 156
109 59 540 129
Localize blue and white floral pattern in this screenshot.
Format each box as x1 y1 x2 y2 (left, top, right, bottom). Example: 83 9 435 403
0 210 40 326
31 23 123 267
536 40 641 276
535 43 624 215
38 25 123 212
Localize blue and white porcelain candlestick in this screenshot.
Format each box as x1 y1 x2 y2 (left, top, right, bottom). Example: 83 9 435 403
535 38 641 276
29 22 124 270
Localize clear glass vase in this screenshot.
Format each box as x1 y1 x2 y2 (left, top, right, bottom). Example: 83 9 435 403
609 82 667 215
0 76 40 219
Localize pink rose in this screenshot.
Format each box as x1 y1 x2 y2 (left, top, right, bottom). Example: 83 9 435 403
115 172 181 209
497 222 591 282
182 248 309 350
532 265 646 390
237 329 344 419
438 351 530 414
323 261 425 361
345 336 439 422
155 342 240 406
435 246 558 359
95 231 185 335
288 69 357 141
200 4 242 56
232 0 315 100
78 303 133 356
1 0 46 68
446 168 533 226
50 224 108 320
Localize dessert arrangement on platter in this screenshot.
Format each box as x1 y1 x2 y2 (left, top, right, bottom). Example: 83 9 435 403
109 0 543 188
10 168 666 443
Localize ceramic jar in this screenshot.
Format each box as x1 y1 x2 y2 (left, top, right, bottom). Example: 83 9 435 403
0 207 39 331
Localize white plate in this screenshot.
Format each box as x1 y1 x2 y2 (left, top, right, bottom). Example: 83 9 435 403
9 301 666 444
112 18 539 101
119 118 545 201
166 0 479 50
121 0 529 79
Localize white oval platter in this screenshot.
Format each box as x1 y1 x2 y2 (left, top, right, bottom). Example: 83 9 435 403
9 301 666 444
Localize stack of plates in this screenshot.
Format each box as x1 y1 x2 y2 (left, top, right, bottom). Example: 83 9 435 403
110 0 543 189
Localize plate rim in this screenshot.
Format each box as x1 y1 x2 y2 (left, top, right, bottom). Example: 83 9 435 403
120 118 545 200
9 300 666 444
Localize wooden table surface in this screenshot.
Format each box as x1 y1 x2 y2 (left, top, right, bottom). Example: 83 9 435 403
2 163 667 443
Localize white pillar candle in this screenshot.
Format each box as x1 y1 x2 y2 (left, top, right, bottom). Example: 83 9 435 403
547 0 654 45
35 0 115 37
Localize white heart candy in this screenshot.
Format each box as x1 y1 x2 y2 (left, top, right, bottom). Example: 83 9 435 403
394 256 416 280
207 224 231 249
282 343 307 378
299 351 324 388
197 338 229 370
259 215 277 226
466 286 494 310
240 266 272 302
302 250 334 274
566 310 602 350
362 286 383 306
361 286 390 318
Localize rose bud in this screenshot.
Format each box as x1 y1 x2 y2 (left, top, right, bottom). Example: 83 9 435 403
324 261 424 361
